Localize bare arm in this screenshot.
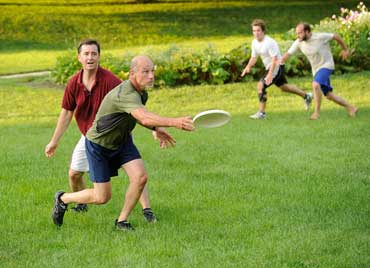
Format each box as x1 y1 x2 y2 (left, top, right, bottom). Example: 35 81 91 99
131 107 194 131
45 108 74 157
241 57 257 77
265 56 278 85
280 52 291 65
333 34 350 60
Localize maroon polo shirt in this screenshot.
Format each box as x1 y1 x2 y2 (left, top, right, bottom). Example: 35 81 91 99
62 66 122 135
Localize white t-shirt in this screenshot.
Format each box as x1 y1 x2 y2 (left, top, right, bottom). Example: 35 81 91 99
287 32 335 76
251 35 281 77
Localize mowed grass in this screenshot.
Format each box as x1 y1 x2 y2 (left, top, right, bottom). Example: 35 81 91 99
1 0 368 74
0 72 369 267
0 36 248 75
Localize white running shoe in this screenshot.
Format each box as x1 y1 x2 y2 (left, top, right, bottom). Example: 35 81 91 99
250 111 266 119
304 92 313 111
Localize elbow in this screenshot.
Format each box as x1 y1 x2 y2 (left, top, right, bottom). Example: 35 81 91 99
139 118 153 127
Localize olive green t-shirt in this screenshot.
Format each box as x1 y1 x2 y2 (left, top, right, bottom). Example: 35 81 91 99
86 80 147 150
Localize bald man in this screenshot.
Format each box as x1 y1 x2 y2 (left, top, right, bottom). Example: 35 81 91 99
281 23 357 120
52 55 194 231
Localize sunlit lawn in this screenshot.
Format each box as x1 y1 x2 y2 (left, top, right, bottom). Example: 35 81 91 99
0 72 369 267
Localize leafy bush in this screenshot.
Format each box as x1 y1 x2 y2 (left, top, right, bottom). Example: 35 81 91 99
52 44 266 87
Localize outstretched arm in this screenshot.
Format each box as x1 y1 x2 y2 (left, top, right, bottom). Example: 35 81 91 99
333 34 350 60
241 57 257 77
45 108 74 157
131 107 194 131
265 56 278 85
280 52 291 65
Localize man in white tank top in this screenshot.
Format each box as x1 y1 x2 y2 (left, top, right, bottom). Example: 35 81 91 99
241 19 313 119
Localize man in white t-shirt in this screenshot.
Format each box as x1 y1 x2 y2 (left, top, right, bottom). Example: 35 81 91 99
241 19 312 119
281 23 357 120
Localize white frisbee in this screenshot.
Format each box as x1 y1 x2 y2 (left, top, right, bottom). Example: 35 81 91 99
193 109 231 128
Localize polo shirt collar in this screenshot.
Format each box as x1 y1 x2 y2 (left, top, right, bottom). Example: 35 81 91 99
77 66 102 88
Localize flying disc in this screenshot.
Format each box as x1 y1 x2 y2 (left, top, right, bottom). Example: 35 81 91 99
193 109 231 128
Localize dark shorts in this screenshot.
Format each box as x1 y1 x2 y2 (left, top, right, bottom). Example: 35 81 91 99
260 64 288 90
85 135 141 183
314 68 333 96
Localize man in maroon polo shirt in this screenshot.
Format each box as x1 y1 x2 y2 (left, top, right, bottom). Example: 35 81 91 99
45 39 156 222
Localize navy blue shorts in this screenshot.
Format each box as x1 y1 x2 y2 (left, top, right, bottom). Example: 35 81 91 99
314 68 334 96
85 135 141 183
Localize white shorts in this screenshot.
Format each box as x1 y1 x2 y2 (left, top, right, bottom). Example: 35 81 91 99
70 136 89 172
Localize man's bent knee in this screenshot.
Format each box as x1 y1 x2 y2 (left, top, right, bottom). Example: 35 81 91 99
279 84 288 92
94 191 112 204
132 173 148 188
93 182 112 204
312 81 321 91
69 169 84 182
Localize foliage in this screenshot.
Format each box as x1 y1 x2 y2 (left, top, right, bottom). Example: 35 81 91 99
284 2 370 73
52 44 264 87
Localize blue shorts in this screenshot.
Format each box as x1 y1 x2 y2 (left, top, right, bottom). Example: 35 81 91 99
85 135 141 183
314 68 334 96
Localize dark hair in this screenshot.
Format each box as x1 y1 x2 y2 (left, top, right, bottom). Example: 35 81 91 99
251 19 266 33
77 39 100 54
298 22 311 32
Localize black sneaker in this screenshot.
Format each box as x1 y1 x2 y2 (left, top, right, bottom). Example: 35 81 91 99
52 191 67 226
71 204 88 213
115 219 134 231
143 208 157 223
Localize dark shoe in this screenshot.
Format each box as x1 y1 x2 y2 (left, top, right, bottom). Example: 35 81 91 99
71 204 88 213
52 191 68 226
143 208 157 223
115 219 134 231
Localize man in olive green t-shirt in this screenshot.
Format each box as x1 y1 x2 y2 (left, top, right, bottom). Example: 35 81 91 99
52 55 194 231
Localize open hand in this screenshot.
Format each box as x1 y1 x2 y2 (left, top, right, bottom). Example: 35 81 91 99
152 127 176 148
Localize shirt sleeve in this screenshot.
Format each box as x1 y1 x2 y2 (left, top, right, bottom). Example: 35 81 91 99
318 33 334 43
287 40 300 55
115 87 144 114
61 81 76 111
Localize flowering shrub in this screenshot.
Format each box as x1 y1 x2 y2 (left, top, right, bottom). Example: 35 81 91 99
317 2 370 71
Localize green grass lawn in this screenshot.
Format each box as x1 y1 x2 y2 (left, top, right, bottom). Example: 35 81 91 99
0 72 369 267
1 0 368 74
0 36 248 75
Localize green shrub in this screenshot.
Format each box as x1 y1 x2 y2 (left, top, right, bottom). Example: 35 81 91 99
52 44 262 87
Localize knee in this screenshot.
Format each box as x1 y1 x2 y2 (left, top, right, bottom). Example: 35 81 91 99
132 173 148 189
312 82 320 91
94 192 112 204
69 170 83 182
279 84 288 92
326 93 333 100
